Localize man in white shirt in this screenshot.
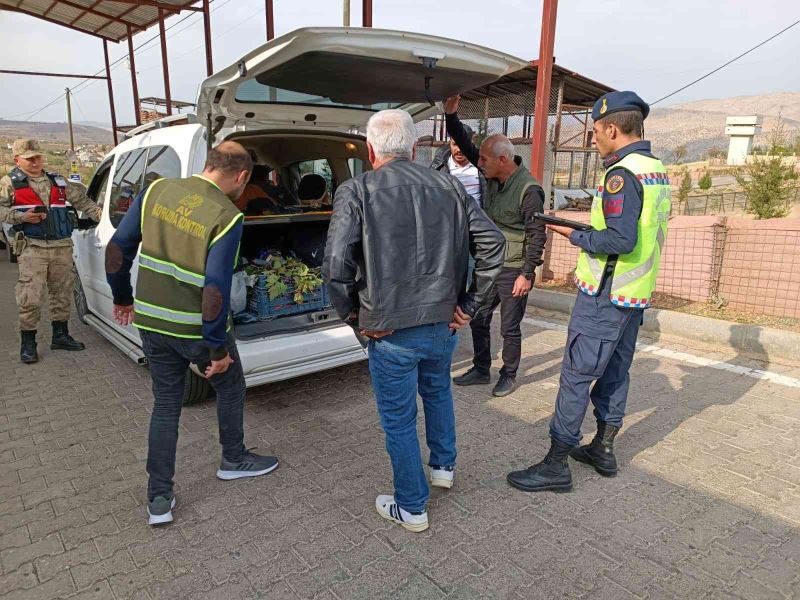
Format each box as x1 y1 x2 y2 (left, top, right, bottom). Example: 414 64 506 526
430 125 485 208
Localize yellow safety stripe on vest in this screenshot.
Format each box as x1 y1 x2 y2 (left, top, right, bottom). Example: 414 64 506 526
209 212 244 248
608 228 666 288
138 253 205 287
192 174 222 192
133 323 203 339
139 178 164 232
134 299 203 324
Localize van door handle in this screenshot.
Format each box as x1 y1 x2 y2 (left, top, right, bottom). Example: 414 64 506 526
93 242 103 249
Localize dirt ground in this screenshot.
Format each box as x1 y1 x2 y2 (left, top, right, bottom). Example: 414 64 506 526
536 281 800 333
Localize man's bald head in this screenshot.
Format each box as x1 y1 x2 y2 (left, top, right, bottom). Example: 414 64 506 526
204 141 253 176
202 141 253 202
481 134 515 160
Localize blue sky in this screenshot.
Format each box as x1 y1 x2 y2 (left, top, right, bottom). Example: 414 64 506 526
0 0 798 125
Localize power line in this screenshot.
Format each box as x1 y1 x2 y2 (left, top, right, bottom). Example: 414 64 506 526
651 17 800 106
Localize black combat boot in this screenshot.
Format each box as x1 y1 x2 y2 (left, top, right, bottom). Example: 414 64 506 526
20 330 38 364
570 422 620 477
506 439 573 493
50 321 86 351
453 366 490 386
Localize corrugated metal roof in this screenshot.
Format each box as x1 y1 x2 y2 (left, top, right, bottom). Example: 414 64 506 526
0 1 199 42
462 63 614 110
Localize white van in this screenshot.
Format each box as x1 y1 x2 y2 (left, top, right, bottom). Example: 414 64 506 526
72 27 526 404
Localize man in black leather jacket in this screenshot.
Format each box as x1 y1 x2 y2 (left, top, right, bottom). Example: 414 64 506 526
323 109 505 533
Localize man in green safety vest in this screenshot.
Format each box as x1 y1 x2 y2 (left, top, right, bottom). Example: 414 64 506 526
106 141 279 526
507 91 670 493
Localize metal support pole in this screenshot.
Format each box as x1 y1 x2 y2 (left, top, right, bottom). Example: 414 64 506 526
158 8 172 116
202 0 213 76
65 88 75 152
265 0 274 40
362 0 372 27
530 0 558 181
343 0 350 26
127 25 141 126
103 40 119 146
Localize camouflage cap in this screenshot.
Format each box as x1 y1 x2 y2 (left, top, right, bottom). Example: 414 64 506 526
12 139 43 159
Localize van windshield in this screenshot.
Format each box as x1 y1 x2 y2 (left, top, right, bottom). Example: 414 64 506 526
235 79 404 111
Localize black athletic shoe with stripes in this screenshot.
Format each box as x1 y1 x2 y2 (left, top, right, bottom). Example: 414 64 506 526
216 450 279 480
375 495 429 532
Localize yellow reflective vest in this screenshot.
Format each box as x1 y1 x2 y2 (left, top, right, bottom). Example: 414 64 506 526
574 153 670 308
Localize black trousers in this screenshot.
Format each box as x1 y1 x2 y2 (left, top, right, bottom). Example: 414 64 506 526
470 267 529 378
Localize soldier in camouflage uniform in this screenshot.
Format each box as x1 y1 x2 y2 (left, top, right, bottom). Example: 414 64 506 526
0 139 102 363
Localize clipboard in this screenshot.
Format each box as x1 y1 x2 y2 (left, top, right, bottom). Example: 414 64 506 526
534 212 593 231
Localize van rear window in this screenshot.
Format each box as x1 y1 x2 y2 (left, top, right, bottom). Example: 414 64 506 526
234 79 403 111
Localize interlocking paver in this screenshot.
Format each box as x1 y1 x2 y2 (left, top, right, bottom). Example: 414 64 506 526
2 260 800 599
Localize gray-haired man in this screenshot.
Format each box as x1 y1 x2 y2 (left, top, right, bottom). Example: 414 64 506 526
444 96 548 398
323 109 505 532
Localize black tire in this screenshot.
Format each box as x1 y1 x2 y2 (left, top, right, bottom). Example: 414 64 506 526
183 367 212 405
73 267 89 321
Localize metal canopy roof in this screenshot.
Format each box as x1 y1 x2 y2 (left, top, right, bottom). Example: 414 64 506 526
0 0 200 42
461 62 614 113
140 96 195 109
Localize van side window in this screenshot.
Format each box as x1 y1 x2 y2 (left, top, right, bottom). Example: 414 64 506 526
109 149 147 228
87 159 113 209
144 145 181 185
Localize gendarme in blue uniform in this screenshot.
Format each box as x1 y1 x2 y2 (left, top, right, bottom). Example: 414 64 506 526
549 139 655 447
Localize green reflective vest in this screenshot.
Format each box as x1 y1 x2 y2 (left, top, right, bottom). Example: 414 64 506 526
484 165 540 268
574 152 670 308
134 175 243 339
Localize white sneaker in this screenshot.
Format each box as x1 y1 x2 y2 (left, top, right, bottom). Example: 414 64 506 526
147 495 176 526
430 467 454 489
375 495 429 532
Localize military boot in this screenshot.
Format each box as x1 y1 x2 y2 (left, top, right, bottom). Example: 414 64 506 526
570 422 619 477
20 330 38 364
506 439 573 493
50 321 86 351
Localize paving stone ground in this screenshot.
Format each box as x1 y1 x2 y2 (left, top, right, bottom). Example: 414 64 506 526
1 258 799 600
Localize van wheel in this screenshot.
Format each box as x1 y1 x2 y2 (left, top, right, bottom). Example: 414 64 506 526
73 268 89 322
183 368 212 405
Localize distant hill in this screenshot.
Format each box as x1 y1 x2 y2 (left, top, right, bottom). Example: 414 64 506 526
0 119 113 145
648 92 800 163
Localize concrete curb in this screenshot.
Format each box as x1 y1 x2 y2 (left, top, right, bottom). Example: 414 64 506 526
528 288 800 362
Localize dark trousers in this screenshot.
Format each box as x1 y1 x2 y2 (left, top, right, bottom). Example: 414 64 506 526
470 267 529 379
549 276 643 447
141 330 247 499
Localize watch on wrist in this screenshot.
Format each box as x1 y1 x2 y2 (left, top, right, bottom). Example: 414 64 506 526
522 272 533 281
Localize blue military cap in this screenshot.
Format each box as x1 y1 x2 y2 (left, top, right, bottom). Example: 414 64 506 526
592 91 650 121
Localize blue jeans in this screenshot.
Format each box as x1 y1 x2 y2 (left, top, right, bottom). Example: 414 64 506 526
141 330 247 499
368 322 458 514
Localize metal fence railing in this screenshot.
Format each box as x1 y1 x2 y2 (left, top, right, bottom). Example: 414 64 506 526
540 213 800 320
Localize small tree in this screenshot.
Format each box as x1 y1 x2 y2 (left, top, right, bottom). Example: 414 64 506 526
677 169 693 205
736 158 795 219
698 170 712 190
736 115 797 219
673 145 688 164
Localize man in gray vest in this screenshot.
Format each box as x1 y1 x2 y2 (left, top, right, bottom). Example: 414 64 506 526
444 96 547 397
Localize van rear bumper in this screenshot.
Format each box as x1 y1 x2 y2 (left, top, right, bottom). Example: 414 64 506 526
238 324 366 387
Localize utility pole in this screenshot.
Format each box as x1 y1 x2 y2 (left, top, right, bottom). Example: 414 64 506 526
343 0 350 26
65 87 75 152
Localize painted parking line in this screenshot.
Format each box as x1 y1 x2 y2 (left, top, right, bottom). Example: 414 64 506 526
522 317 800 389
